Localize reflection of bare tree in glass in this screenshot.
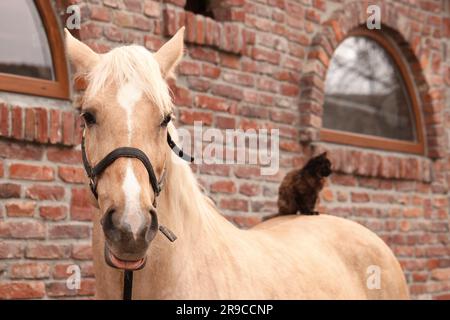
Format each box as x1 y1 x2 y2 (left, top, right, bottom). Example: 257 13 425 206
323 36 415 141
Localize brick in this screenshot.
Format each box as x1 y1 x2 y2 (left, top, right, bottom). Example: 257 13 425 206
0 220 46 239
215 116 236 129
45 282 77 297
164 0 186 7
144 34 163 51
0 183 21 198
189 47 218 64
124 0 142 12
71 188 94 221
49 109 62 144
48 224 90 239
211 84 243 100
179 110 213 126
11 106 23 139
10 263 50 279
62 111 75 145
187 78 211 92
223 72 254 87
280 83 300 96
251 200 277 212
0 140 43 160
104 25 124 42
79 22 103 40
234 166 261 179
0 282 45 299
196 16 205 44
47 147 81 164
219 198 248 211
170 83 192 106
403 208 423 218
351 192 370 203
256 77 278 93
219 52 240 69
26 244 70 259
185 11 196 43
90 5 111 21
81 263 95 278
251 47 280 64
39 205 68 221
210 180 236 194
26 185 65 201
178 61 201 76
132 15 152 31
72 244 93 260
194 95 232 112
162 8 177 35
239 183 261 196
58 166 86 184
202 64 221 78
205 18 215 45
0 242 23 259
144 1 160 17
321 188 333 202
46 279 95 297
114 11 133 28
9 163 54 181
52 263 75 279
24 108 35 141
431 268 450 281
0 103 10 136
330 174 356 187
5 200 36 217
35 107 48 143
199 164 231 177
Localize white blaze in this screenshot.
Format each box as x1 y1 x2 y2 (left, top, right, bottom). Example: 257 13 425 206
122 165 143 235
117 83 144 235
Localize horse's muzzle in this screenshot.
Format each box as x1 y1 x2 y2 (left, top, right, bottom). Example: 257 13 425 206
101 207 159 271
104 244 147 271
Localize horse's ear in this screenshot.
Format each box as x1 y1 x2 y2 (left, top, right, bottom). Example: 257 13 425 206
65 28 99 74
154 27 185 79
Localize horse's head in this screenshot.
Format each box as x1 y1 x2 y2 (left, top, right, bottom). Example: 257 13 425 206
65 28 185 270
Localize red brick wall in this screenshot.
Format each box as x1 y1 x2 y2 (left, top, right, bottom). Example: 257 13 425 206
0 0 449 299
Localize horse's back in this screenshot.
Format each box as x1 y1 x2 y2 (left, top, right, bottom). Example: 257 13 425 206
249 214 409 299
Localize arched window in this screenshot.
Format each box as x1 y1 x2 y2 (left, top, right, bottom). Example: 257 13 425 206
0 0 69 99
321 29 424 154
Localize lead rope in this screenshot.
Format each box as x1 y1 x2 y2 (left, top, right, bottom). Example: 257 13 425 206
123 270 134 300
121 132 193 300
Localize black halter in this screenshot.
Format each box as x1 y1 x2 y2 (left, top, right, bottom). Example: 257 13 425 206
81 128 193 300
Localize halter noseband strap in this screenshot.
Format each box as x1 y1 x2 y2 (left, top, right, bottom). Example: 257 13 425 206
82 137 163 201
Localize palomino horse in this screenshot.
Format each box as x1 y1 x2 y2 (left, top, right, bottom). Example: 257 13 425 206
65 28 409 299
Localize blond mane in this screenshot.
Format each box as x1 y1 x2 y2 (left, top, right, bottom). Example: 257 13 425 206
85 45 173 116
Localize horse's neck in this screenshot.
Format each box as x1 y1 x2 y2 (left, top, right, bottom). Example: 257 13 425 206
143 157 240 297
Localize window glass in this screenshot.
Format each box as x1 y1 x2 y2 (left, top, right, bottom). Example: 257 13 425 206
0 0 54 80
323 36 416 141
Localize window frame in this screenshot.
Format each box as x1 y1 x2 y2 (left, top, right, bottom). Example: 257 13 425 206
0 0 69 99
320 28 425 155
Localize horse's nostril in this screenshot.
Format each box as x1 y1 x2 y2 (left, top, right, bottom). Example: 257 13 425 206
102 207 122 242
102 207 116 228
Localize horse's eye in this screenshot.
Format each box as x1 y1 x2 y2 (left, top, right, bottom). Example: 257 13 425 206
81 111 96 126
161 114 172 127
